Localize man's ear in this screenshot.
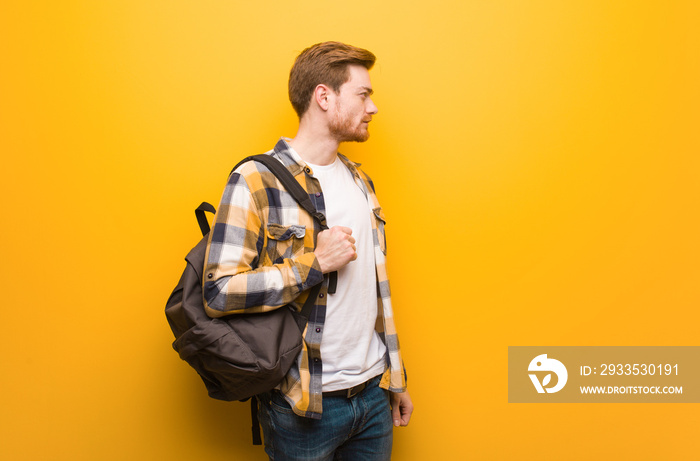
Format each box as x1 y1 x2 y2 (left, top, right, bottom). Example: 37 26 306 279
313 84 332 111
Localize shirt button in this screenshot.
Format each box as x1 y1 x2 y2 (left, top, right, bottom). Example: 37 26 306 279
315 192 321 197
315 327 321 333
319 293 324 298
314 358 319 363
304 167 311 174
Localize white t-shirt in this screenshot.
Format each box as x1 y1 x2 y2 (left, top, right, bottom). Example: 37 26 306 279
305 156 387 391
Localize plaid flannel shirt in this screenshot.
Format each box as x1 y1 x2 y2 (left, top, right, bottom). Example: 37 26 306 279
203 138 406 419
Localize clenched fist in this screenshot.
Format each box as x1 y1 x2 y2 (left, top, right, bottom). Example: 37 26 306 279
314 226 357 273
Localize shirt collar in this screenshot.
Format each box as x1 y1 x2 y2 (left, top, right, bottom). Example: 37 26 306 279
272 138 305 176
274 137 362 177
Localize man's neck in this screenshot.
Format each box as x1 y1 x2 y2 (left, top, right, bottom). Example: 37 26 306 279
288 117 339 166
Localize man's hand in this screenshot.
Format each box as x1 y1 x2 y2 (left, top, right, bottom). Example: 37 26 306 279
315 226 357 273
390 391 413 427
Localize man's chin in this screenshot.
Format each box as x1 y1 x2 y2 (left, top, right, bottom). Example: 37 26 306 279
354 133 370 143
346 131 370 143
331 126 370 143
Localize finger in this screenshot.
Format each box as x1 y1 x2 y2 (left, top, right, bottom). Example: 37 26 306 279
335 226 353 235
400 405 412 426
391 403 401 427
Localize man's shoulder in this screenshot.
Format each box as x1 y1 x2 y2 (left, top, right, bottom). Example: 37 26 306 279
231 139 303 183
230 150 275 177
229 153 297 187
222 153 293 215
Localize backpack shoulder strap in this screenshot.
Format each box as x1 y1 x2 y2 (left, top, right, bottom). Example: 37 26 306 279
232 154 329 229
231 154 338 296
231 154 338 294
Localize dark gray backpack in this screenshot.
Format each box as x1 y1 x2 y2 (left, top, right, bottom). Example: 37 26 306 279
165 155 332 441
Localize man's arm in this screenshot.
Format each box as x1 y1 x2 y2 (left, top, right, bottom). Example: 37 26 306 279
202 165 358 318
202 167 324 317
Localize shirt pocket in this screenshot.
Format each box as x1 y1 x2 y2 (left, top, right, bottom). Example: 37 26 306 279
372 207 387 255
265 223 307 263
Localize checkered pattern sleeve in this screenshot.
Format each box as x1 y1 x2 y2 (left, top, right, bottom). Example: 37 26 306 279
202 161 324 318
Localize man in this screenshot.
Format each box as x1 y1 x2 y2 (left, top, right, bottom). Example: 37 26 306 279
203 41 412 460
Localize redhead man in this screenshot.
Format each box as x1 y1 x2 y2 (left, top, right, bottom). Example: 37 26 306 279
203 41 412 460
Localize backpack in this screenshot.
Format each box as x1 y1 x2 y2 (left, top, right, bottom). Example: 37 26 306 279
165 155 332 442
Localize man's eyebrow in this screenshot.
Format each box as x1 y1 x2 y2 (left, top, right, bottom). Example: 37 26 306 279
359 86 374 95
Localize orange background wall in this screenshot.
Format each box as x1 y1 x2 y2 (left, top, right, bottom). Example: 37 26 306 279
2 1 699 459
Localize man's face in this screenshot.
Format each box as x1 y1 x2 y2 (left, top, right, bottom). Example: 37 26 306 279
328 65 378 143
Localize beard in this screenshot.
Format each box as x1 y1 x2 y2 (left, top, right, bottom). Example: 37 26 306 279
329 103 370 143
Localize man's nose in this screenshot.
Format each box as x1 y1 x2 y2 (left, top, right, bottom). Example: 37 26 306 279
367 98 378 115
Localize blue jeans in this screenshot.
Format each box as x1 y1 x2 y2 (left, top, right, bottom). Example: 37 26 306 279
258 376 393 460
